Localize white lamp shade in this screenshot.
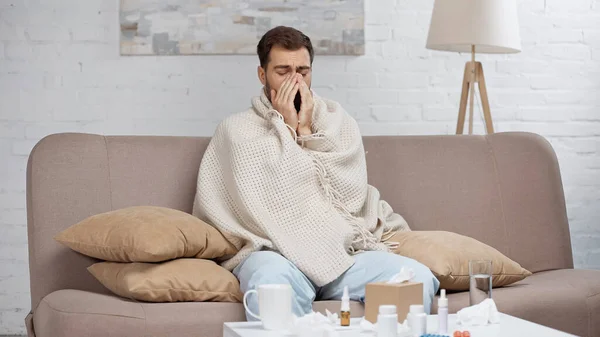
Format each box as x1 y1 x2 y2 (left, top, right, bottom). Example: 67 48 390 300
426 0 521 54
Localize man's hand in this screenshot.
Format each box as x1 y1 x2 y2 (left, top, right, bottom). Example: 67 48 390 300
271 73 300 131
297 79 314 136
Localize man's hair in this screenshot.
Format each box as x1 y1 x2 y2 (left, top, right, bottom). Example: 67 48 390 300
257 26 314 69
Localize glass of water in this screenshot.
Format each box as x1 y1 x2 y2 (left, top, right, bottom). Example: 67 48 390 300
469 260 493 306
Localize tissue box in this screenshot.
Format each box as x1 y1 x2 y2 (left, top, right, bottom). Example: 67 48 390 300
364 282 423 323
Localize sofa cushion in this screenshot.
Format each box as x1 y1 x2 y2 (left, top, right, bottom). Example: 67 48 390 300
32 289 367 337
391 231 532 290
33 269 600 337
33 290 146 337
431 269 600 337
54 206 237 262
33 289 247 337
88 258 243 303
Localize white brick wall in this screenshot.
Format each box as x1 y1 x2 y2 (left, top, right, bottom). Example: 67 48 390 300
0 0 599 334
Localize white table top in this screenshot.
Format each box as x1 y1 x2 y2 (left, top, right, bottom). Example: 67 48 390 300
223 313 578 337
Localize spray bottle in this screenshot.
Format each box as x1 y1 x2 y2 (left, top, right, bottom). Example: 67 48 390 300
340 285 351 326
438 289 449 334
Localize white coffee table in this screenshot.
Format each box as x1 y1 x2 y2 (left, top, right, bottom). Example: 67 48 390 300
224 313 578 337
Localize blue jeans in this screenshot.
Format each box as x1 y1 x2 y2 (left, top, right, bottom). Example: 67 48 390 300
233 250 440 321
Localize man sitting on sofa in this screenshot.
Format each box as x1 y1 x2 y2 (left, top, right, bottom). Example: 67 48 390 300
192 26 439 320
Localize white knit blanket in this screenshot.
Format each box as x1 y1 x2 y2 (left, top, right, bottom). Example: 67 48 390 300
192 90 410 286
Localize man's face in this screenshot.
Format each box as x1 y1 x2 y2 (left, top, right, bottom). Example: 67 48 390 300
258 45 312 103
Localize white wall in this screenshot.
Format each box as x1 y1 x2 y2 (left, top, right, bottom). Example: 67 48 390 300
1 0 599 334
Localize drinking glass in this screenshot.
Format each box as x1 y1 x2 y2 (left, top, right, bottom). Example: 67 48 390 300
469 260 492 306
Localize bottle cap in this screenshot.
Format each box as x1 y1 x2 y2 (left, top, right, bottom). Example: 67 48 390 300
438 289 448 308
341 285 350 311
379 304 397 315
409 304 424 314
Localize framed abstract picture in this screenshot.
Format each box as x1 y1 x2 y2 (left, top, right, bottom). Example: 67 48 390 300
119 0 365 56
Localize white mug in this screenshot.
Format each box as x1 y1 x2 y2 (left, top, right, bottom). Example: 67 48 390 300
243 284 293 330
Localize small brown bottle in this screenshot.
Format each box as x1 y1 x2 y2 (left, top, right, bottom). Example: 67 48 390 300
340 285 351 326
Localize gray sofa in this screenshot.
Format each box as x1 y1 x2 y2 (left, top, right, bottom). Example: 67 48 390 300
25 132 600 337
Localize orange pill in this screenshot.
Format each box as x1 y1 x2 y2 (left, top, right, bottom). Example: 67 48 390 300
463 331 471 337
453 331 463 337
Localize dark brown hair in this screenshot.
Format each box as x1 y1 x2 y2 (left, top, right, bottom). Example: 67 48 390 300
257 26 314 69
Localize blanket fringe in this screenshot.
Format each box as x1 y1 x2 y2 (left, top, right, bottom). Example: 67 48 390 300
310 154 378 254
381 227 399 251
381 227 396 241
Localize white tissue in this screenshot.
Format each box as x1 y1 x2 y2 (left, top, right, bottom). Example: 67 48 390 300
386 267 416 284
359 317 412 337
456 298 501 326
285 311 339 337
325 309 339 323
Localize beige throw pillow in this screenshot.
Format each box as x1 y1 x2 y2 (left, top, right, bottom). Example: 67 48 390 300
391 231 532 291
88 258 242 302
55 206 237 262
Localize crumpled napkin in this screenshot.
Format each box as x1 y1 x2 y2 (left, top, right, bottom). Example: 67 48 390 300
456 298 501 326
359 317 412 336
386 267 416 284
285 310 340 337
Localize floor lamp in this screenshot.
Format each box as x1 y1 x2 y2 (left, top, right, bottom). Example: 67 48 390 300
425 0 521 135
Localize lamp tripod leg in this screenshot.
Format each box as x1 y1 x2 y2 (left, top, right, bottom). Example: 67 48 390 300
456 46 494 135
477 63 494 134
456 64 470 134
468 46 476 135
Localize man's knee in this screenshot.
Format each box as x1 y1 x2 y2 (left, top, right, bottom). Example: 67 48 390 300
236 251 316 319
384 253 439 313
405 257 440 304
380 252 438 291
411 259 436 282
403 256 437 285
236 251 305 289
